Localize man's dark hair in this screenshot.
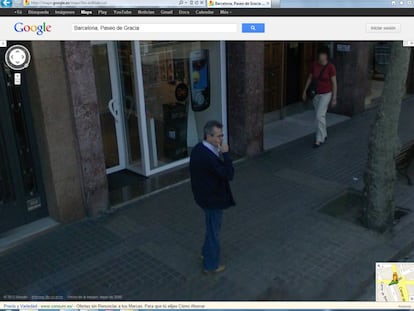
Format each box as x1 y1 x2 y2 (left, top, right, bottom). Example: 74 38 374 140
204 120 223 139
317 46 330 58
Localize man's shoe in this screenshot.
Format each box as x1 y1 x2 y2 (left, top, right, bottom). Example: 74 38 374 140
203 264 226 274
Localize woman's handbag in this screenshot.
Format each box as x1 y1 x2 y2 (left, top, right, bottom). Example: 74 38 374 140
307 63 329 100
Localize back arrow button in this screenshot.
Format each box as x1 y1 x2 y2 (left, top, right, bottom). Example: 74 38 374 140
1 0 13 7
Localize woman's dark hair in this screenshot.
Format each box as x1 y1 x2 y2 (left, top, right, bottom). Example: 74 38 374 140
317 46 330 58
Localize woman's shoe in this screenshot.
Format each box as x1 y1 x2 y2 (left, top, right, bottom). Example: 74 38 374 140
313 142 321 148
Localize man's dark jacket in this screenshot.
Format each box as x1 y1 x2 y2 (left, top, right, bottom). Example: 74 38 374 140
189 142 235 209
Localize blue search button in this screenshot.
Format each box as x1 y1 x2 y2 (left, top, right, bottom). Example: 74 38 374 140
242 23 265 33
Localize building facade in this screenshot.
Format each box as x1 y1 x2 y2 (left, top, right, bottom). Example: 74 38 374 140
1 40 413 233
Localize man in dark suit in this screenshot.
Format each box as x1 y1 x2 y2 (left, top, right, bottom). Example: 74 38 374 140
189 120 235 274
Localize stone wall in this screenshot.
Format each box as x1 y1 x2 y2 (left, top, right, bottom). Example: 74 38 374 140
332 42 371 116
227 42 265 157
63 41 109 217
28 42 86 222
27 41 109 223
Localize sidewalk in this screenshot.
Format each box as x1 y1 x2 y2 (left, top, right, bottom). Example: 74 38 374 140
264 110 349 150
1 98 414 301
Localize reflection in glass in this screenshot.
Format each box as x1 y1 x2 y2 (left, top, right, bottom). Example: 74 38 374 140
140 41 222 170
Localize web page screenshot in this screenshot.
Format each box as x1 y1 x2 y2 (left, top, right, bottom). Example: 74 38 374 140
0 0 414 308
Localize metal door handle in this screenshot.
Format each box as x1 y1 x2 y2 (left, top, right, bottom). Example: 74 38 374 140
108 99 119 122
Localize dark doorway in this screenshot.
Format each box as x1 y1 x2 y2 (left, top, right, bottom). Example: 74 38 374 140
264 42 284 113
0 45 48 234
264 42 316 116
285 42 302 105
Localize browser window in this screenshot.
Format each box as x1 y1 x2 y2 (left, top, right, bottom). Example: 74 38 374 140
0 0 414 308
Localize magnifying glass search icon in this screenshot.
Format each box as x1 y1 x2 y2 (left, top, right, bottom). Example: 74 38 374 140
242 23 265 33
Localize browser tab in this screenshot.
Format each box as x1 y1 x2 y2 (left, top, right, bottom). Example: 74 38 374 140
207 0 271 8
271 0 280 7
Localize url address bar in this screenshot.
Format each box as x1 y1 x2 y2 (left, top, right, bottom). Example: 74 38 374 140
72 24 237 33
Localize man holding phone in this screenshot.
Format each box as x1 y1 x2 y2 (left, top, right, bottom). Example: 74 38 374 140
189 120 236 274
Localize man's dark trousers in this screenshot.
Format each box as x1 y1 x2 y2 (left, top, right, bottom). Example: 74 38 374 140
202 208 223 270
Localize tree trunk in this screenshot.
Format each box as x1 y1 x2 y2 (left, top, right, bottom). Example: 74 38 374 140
363 43 411 232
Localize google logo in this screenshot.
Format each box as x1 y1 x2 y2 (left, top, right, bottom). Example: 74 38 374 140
14 22 52 36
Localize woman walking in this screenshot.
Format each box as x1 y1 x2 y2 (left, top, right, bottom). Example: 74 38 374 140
302 46 338 148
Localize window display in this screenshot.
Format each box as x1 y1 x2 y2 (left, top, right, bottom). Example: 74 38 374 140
189 49 210 112
140 41 225 171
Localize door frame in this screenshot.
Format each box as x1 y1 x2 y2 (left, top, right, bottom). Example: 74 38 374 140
93 41 147 175
94 41 128 175
97 41 228 177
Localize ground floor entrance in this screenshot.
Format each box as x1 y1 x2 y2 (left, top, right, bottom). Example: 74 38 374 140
92 41 226 181
264 42 316 118
0 46 48 234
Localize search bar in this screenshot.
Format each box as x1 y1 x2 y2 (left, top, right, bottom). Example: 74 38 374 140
72 24 237 33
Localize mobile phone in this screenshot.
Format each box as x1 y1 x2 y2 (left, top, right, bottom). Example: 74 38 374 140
189 49 210 112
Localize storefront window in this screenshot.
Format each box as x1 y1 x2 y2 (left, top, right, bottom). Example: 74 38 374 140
140 41 224 170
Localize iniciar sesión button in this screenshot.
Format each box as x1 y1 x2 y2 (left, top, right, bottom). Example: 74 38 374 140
366 23 401 33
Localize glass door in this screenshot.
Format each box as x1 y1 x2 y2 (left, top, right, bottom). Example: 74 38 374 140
93 41 226 178
92 41 144 175
92 42 126 174
116 42 145 175
138 41 227 176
